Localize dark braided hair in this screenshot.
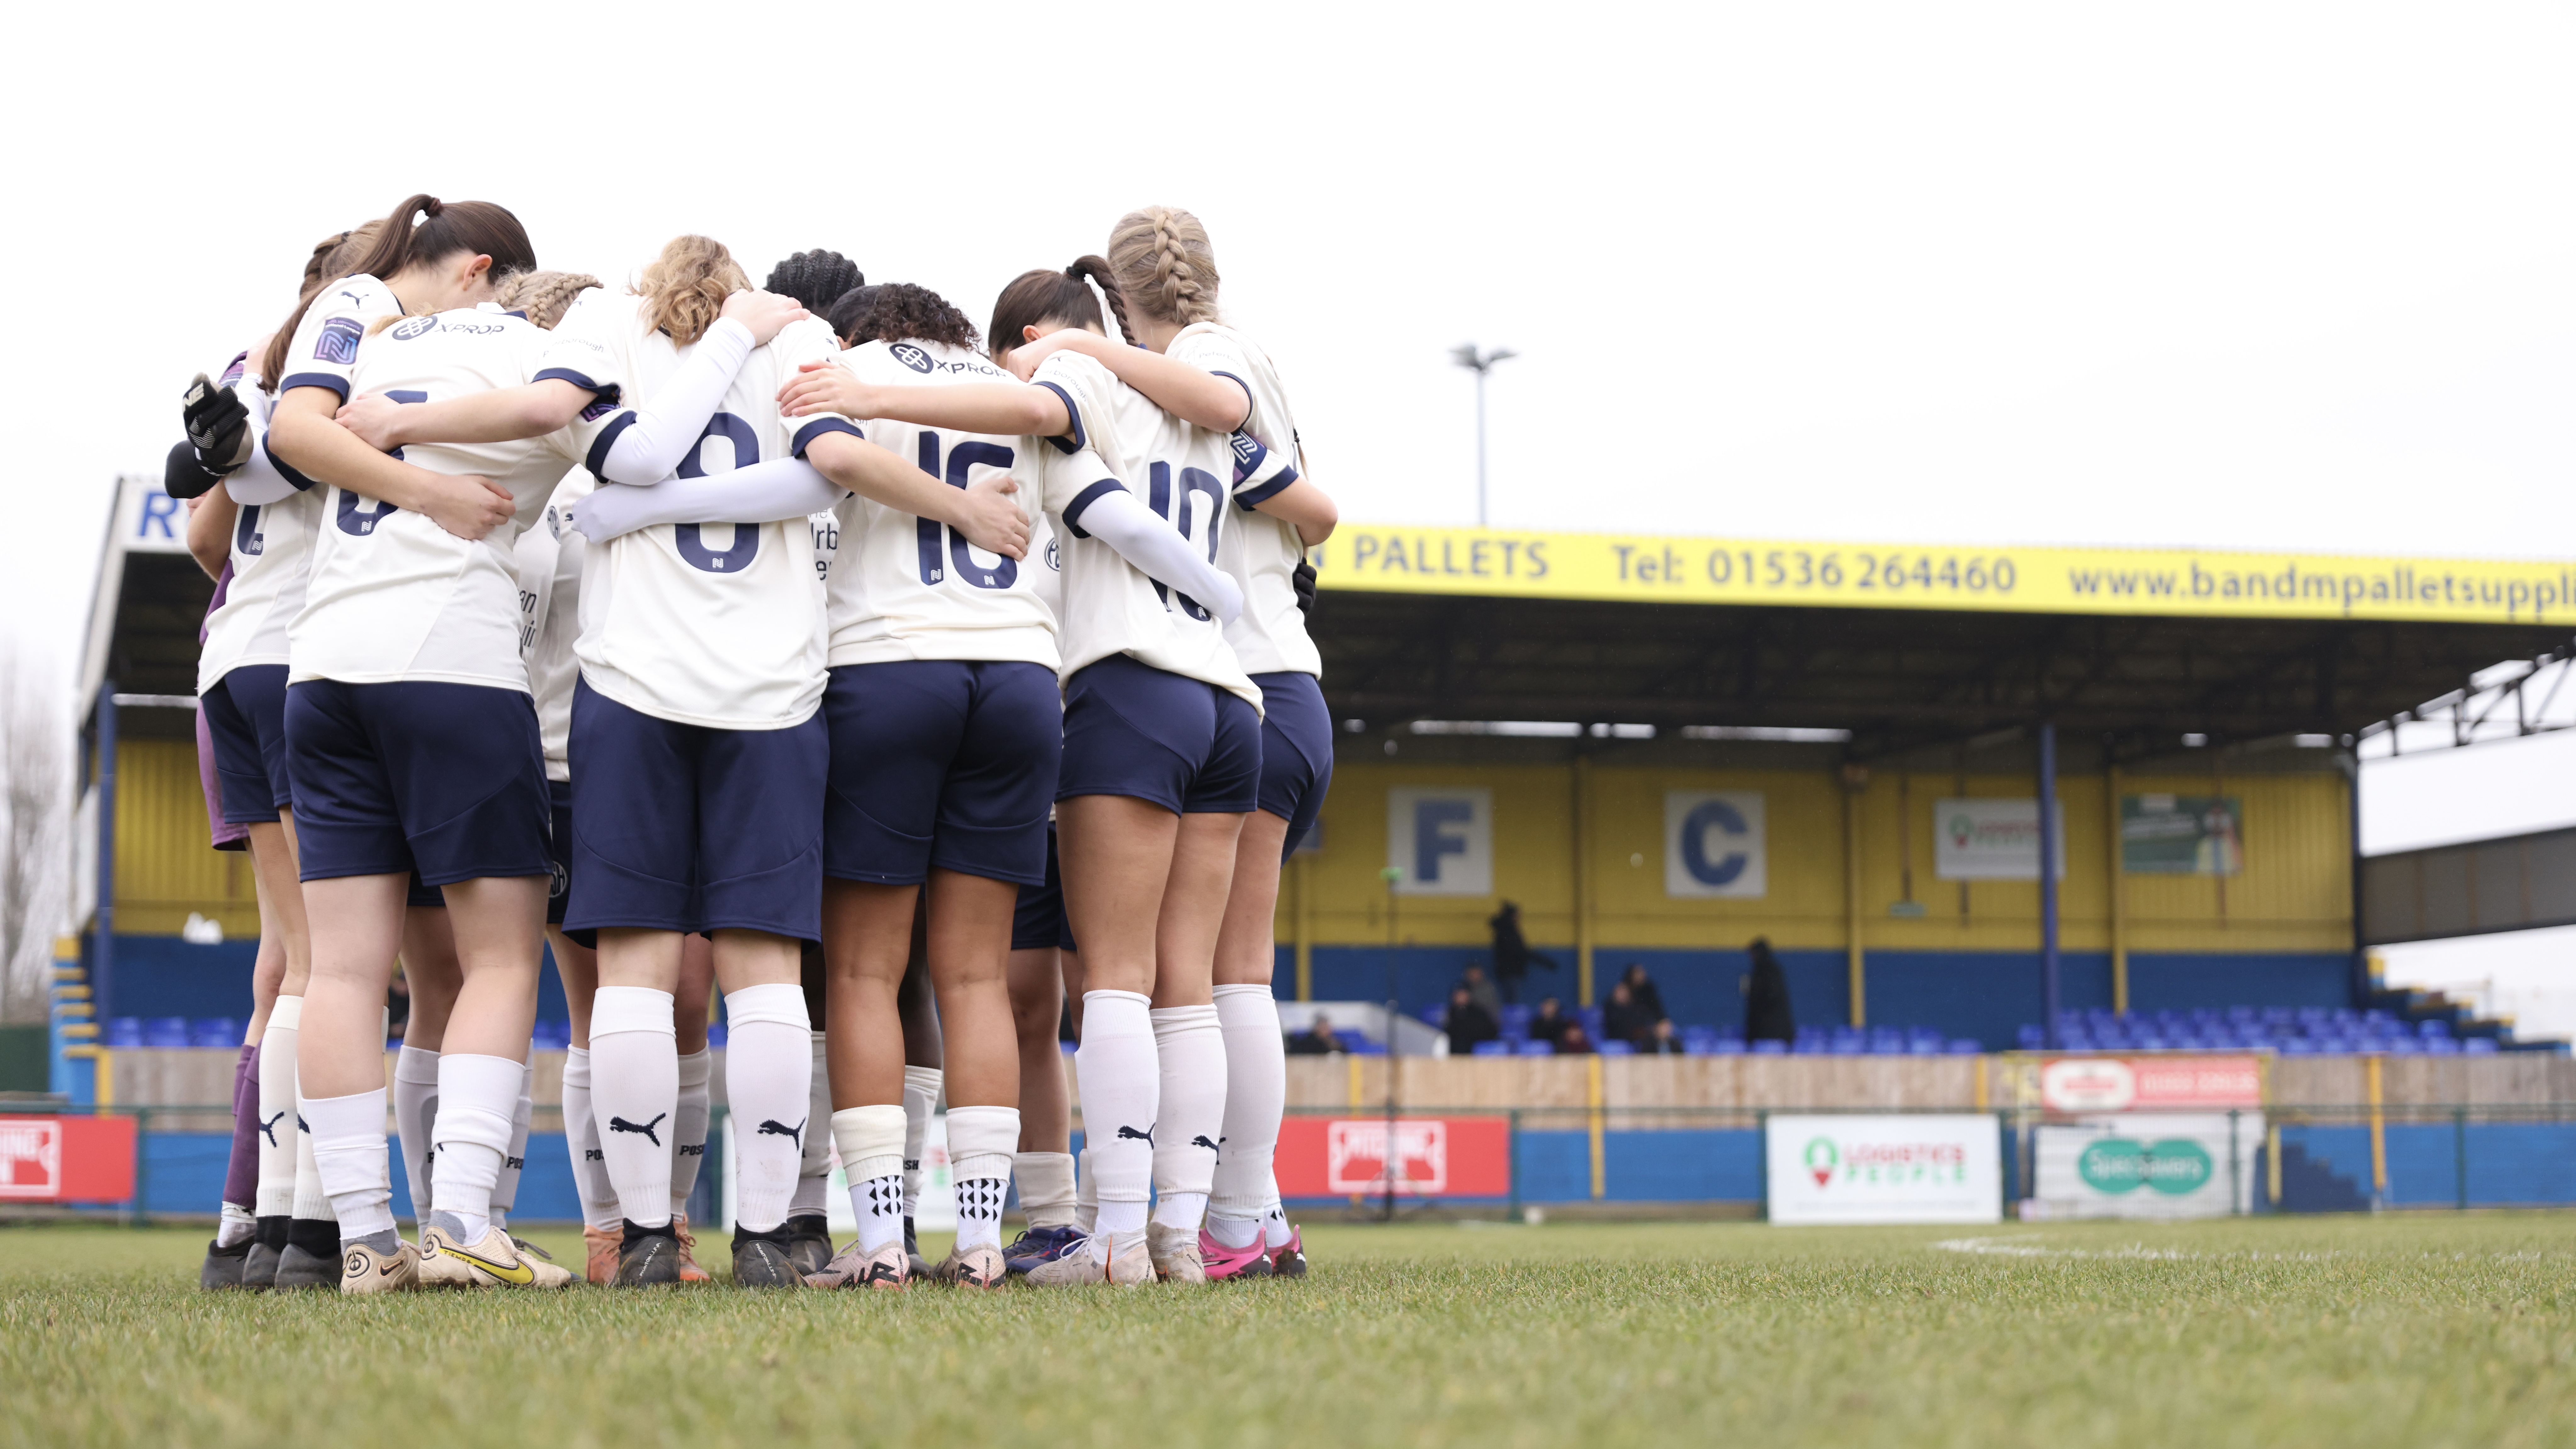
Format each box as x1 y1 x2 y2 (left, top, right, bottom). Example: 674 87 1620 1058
764 249 862 313
824 285 881 348
1068 255 1133 344
843 283 980 352
985 259 1130 363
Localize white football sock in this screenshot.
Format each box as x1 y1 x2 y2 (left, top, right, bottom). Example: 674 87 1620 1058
428 1052 521 1243
945 1104 1018 1253
833 1104 907 1254
589 986 676 1228
304 1088 393 1242
901 1064 941 1218
723 984 813 1234
1263 1201 1291 1249
291 1060 336 1226
1074 990 1155 1254
1210 984 1285 1232
254 998 299 1220
1075 1146 1097 1233
788 1029 831 1216
392 1045 439 1224
217 1203 256 1248
670 1046 712 1221
1149 1003 1224 1232
489 1057 533 1231
1014 1151 1077 1230
560 1048 622 1231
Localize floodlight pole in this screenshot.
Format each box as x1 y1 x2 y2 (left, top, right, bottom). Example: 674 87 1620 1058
1381 865 1403 1222
2038 722 2062 1049
1450 344 1518 528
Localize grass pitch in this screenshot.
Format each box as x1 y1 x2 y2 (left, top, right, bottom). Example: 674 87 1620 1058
3 1215 2573 1449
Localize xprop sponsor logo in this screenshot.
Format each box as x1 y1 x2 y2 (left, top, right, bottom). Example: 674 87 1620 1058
2077 1137 2214 1195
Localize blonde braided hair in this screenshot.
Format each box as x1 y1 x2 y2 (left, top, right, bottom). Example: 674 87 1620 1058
634 234 750 347
1105 206 1220 330
496 270 603 330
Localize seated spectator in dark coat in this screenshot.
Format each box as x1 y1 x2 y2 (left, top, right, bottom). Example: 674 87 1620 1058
1619 963 1667 1025
1556 1023 1596 1055
1528 997 1578 1051
1458 964 1502 1019
1643 1019 1686 1055
1288 1013 1344 1055
1601 982 1655 1048
1442 987 1500 1052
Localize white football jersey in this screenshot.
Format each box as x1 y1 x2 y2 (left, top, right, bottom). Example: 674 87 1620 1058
825 339 1060 669
1035 352 1294 712
197 348 325 691
276 273 400 405
516 471 595 782
287 307 596 691
1171 323 1319 679
565 295 850 730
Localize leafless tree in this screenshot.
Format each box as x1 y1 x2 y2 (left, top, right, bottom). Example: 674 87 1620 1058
0 642 69 1024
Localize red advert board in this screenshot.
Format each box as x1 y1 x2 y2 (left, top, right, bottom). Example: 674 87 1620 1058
2038 1056 2263 1115
1276 1117 1512 1197
0 1116 138 1202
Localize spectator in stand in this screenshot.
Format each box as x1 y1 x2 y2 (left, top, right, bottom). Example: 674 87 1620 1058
1601 981 1654 1048
1743 936 1796 1045
1288 1013 1344 1056
1528 997 1579 1052
1643 1019 1686 1055
1487 901 1558 1004
1620 963 1667 1026
1458 963 1502 1019
1556 1023 1595 1055
1442 987 1500 1052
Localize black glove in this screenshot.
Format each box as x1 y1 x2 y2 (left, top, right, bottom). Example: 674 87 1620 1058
181 372 253 474
163 438 228 501
1292 556 1318 616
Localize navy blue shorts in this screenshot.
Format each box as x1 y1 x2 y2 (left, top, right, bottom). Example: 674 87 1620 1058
407 875 445 910
1010 826 1076 952
201 664 292 823
546 778 573 925
282 679 552 888
1252 672 1333 860
823 659 1059 888
1057 654 1260 815
562 678 827 947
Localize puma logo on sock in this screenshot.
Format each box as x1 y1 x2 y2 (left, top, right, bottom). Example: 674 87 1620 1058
609 1114 666 1146
1116 1124 1156 1147
1191 1135 1219 1152
259 1111 284 1147
757 1118 805 1151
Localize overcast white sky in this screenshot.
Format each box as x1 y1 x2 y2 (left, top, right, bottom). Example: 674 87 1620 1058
6 3 2575 1026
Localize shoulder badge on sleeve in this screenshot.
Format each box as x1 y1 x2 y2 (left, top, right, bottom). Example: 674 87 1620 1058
315 316 365 365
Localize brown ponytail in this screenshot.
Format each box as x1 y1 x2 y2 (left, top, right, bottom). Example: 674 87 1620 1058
1104 206 1220 331
634 234 749 348
262 194 534 388
984 259 1130 363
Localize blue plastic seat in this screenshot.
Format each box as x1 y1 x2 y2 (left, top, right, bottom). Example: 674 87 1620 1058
1471 1040 1511 1057
1598 1040 1635 1056
189 1018 240 1048
1516 1040 1554 1057
1708 1037 1747 1055
2419 1019 2453 1038
104 1017 144 1048
706 1024 729 1048
1750 1039 1787 1056
2463 1037 2500 1055
143 1016 191 1048
1948 1039 1982 1055
2422 1037 2461 1056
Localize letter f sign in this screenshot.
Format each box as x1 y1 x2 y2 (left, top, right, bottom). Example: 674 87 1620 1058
1415 799 1474 884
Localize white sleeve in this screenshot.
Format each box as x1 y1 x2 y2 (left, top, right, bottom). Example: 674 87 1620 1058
222 403 303 505
588 318 758 486
568 457 844 544
1068 475 1244 624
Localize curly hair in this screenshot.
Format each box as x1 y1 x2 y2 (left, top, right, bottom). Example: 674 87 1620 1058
1104 206 1219 330
635 234 749 348
495 270 603 331
764 249 862 313
842 282 980 352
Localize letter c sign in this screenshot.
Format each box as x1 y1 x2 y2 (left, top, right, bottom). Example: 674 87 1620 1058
1665 790 1766 899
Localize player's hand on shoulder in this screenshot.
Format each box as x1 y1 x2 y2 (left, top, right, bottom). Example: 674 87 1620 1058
336 393 410 453
1005 329 1086 381
721 289 811 347
776 359 868 419
954 472 1030 560
418 474 515 542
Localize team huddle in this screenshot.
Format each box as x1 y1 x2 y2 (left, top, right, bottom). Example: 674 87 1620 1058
171 194 1335 1294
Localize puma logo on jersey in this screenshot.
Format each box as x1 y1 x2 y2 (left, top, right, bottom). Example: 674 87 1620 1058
609 1114 666 1146
1116 1125 1156 1147
757 1118 805 1151
259 1111 285 1147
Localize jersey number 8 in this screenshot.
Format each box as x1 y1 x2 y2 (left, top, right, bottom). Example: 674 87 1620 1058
674 413 762 573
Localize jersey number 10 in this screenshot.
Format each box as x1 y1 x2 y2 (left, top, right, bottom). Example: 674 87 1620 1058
911 431 1018 590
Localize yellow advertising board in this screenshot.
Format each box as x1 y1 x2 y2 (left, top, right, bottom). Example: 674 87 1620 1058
1313 524 2576 626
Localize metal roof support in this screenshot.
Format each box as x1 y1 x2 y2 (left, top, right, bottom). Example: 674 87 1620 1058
93 682 116 1024
2038 719 2061 1046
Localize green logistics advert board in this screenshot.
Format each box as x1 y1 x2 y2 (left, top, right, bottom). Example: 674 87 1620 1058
2120 794 2243 877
